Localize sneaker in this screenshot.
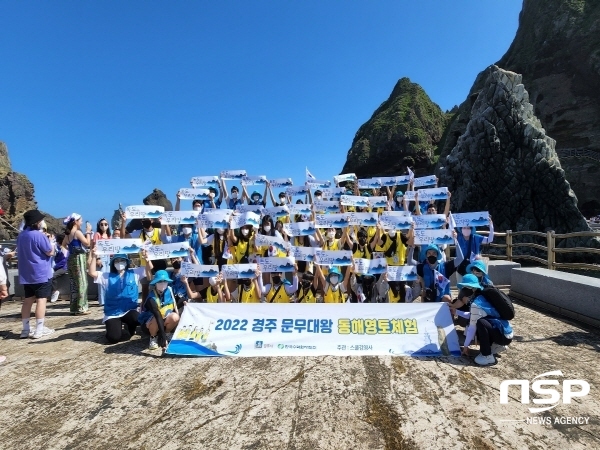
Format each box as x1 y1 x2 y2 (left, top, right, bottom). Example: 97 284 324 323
148 336 159 350
50 291 59 303
32 327 55 339
474 353 497 366
491 343 508 355
20 329 33 339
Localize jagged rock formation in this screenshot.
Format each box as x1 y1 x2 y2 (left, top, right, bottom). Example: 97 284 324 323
438 66 599 258
143 188 172 211
341 78 450 177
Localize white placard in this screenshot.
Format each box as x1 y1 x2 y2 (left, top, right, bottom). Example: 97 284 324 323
159 211 200 225
124 205 165 219
255 234 291 253
315 214 350 229
369 196 389 209
413 175 437 188
413 229 455 246
452 212 490 227
286 185 309 196
190 176 219 187
180 262 220 278
263 206 290 220
347 212 379 227
256 256 296 273
220 170 247 180
197 211 231 229
387 265 418 282
290 246 316 262
379 215 414 231
241 175 267 186
313 201 340 213
145 242 190 260
269 178 293 187
94 239 145 255
314 250 353 266
414 187 448 201
357 178 382 189
222 263 258 279
282 221 316 236
340 195 370 207
306 179 332 189
230 212 261 229
235 204 265 216
333 173 356 184
353 257 388 276
178 188 211 201
288 204 313 216
321 187 345 199
413 214 447 229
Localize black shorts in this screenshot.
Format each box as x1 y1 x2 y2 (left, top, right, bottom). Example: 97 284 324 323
23 280 52 299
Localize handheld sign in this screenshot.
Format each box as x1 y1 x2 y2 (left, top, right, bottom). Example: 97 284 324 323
180 263 219 278
413 229 454 246
222 263 258 279
269 178 293 187
290 246 316 262
124 205 165 219
145 242 190 260
95 239 145 255
413 175 437 188
333 173 356 184
357 178 382 189
315 214 350 229
353 257 388 276
340 195 370 207
241 175 267 186
198 211 231 229
178 188 211 201
314 250 353 266
190 176 219 187
220 170 247 180
452 212 490 227
230 212 261 229
255 234 290 254
282 221 316 236
387 265 418 282
413 214 447 229
159 211 199 225
255 256 295 273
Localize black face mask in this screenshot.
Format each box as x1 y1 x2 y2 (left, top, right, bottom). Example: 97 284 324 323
389 283 400 295
427 255 438 264
358 238 367 245
240 279 251 287
142 220 152 229
272 276 282 285
301 280 311 288
172 261 181 270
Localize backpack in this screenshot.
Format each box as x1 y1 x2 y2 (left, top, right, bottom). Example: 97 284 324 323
481 287 515 320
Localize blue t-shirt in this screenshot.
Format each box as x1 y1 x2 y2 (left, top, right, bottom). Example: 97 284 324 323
17 229 53 284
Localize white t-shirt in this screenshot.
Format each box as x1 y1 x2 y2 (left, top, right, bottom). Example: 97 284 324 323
95 267 146 323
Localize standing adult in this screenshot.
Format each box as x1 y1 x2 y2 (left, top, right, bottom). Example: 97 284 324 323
17 210 56 339
62 213 92 315
93 218 112 306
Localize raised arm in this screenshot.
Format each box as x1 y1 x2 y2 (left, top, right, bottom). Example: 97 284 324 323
175 191 181 211
267 182 277 206
443 191 451 217
482 216 495 244
88 248 98 279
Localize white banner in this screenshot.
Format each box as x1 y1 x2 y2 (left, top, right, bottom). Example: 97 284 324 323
387 265 418 282
198 211 231 229
402 191 416 202
178 188 211 201
256 256 295 273
414 187 448 201
159 211 199 225
166 303 460 357
347 212 379 227
315 250 353 266
124 205 165 219
413 214 447 229
290 246 316 262
222 263 258 279
269 178 293 188
313 201 340 213
255 234 290 253
220 170 247 180
241 175 267 186
380 210 412 217
333 173 356 184
263 206 289 220
340 195 370 207
287 204 313 216
235 204 265 216
283 221 316 236
321 187 345 199
379 175 411 186
146 242 190 260
353 257 388 276
181 262 220 278
190 176 220 187
306 179 332 189
315 214 350 229
452 212 490 227
95 239 145 255
286 185 309 196
357 178 381 189
412 175 437 188
413 229 455 246
369 196 389 209
230 212 261 229
379 214 413 231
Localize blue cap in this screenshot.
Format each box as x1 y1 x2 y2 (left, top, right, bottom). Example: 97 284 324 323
149 270 172 285
466 260 487 276
457 274 482 291
110 253 130 263
327 266 344 283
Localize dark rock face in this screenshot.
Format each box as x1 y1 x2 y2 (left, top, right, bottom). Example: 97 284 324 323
494 0 600 217
438 66 600 258
341 78 450 177
143 189 172 212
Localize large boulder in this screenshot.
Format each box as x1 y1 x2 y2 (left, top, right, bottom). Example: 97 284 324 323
143 188 172 211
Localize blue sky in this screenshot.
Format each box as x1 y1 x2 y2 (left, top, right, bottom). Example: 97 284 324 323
0 1 522 228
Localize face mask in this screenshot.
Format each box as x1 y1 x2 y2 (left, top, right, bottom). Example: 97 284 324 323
272 276 282 285
240 279 251 287
389 283 400 295
388 231 397 237
252 197 259 202
156 281 168 292
182 227 192 235
315 195 322 200
232 192 238 199
329 276 339 285
216 228 225 235
462 228 472 237
39 220 47 230
427 255 438 265
301 280 311 288
209 192 215 198
279 198 286 204
241 229 250 237
327 231 335 240
358 237 367 245
172 261 181 270
263 225 271 233
193 206 201 211
114 261 126 271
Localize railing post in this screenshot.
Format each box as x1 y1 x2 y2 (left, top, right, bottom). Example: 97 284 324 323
506 230 512 262
547 230 555 270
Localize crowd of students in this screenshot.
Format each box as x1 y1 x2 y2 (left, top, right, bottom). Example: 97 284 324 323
5 171 513 367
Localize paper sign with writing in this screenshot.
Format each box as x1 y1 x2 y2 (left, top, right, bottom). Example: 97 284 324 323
313 201 340 213
145 242 190 260
287 204 313 216
263 206 289 220
321 187 345 199
286 185 309 196
220 170 247 180
178 188 210 201
315 250 353 266
180 262 220 279
95 239 146 255
369 196 389 209
387 265 418 282
289 246 316 262
315 214 350 229
347 212 379 227
269 178 293 187
306 179 332 189
282 221 316 236
333 173 356 184
230 212 261 229
413 229 454 246
235 204 265 216
255 256 296 273
414 187 448 201
379 214 413 231
222 263 258 279
413 175 437 188
198 211 231 229
159 211 199 225
340 195 370 207
380 210 412 218
357 178 382 189
451 212 490 227
190 176 219 187
402 191 416 202
255 234 290 253
124 205 165 219
353 257 388 276
413 214 447 229
204 208 233 215
241 175 267 186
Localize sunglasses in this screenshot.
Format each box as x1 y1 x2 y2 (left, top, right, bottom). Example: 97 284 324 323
100 223 108 227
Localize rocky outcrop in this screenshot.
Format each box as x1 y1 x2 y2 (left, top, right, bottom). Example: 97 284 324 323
438 66 599 259
143 188 172 211
341 78 450 177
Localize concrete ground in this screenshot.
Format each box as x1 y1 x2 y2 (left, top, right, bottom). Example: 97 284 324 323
0 297 598 450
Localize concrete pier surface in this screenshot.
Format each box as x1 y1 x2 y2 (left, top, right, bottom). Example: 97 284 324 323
0 298 599 450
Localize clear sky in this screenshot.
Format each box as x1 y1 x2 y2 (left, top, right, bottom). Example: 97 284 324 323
0 1 522 229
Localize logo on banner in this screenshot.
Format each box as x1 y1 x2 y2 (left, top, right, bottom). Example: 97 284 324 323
225 344 243 355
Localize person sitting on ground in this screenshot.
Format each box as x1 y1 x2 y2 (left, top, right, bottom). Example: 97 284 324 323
450 274 513 366
89 251 149 344
466 259 493 288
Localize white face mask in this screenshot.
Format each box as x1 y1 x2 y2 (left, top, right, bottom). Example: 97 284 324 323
241 229 250 237
216 228 225 235
193 206 201 212
182 227 192 235
39 220 47 230
156 281 168 292
388 230 397 237
114 261 126 271
279 198 286 204
263 225 271 233
327 231 336 240
252 197 260 203
315 195 322 201
329 276 339 285
232 192 238 199
462 228 472 237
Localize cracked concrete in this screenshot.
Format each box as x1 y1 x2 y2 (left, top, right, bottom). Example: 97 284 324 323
0 298 599 449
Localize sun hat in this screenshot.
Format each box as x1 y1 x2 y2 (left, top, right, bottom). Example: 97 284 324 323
327 266 344 283
62 213 82 225
110 253 130 263
457 274 483 291
24 210 45 227
466 259 488 276
251 191 262 200
149 270 172 285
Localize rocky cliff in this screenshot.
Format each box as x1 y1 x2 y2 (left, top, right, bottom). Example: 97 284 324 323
341 78 450 177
